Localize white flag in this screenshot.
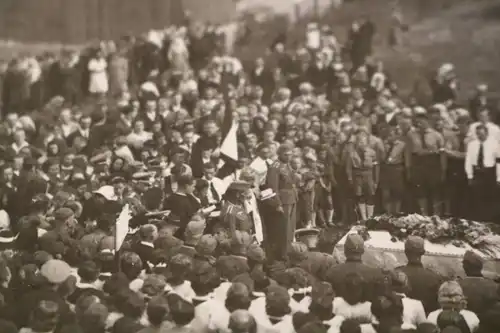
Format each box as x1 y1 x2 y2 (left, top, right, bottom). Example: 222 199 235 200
115 204 132 251
220 122 239 161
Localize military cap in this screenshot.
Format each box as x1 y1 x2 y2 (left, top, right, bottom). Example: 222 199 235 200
344 234 365 255
295 228 320 250
227 181 251 192
404 236 425 255
463 250 483 268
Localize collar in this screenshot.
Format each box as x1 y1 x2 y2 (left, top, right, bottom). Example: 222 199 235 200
192 293 213 303
267 314 286 323
288 286 312 296
12 141 29 151
76 281 99 289
140 241 155 248
230 254 248 261
252 291 266 298
465 272 484 278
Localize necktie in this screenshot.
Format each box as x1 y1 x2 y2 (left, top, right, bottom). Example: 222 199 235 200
477 142 484 168
459 135 465 152
420 131 427 150
386 142 395 163
210 182 220 202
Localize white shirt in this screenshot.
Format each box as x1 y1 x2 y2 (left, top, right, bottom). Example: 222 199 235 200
207 304 231 332
332 297 372 320
427 309 480 332
250 157 273 186
399 294 427 327
468 121 500 142
191 296 224 333
205 176 227 204
11 141 30 154
465 137 500 181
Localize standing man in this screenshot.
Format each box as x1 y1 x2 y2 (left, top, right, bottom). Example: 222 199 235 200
443 115 470 217
406 114 446 216
266 143 299 250
465 124 500 222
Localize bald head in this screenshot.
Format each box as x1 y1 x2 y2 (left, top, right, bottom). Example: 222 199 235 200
228 310 256 333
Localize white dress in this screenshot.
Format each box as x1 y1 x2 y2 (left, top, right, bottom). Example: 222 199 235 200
88 57 109 94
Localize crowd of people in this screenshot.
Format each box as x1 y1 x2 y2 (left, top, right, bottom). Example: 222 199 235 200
0 10 497 333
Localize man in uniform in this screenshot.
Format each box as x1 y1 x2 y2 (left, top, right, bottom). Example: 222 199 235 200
266 143 299 250
396 236 442 314
325 234 384 300
219 181 253 236
406 113 446 215
443 115 469 217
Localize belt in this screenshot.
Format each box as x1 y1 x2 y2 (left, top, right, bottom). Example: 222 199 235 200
473 166 494 171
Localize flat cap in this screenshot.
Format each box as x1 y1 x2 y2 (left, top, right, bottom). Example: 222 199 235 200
344 234 365 255
41 259 71 284
404 236 425 255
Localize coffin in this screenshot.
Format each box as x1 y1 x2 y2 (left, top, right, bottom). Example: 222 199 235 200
334 227 500 278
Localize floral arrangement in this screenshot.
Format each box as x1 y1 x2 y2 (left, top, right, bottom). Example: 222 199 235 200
357 214 500 255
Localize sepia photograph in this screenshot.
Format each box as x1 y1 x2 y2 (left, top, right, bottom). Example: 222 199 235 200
0 0 498 332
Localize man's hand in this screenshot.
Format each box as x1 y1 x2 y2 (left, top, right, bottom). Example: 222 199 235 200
277 205 284 213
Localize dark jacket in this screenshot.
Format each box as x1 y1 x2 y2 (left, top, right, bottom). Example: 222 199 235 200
397 262 443 314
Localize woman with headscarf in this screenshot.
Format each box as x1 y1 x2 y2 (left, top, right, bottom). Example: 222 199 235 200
427 280 480 332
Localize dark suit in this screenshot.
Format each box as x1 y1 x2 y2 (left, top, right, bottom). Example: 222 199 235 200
190 135 219 178
266 161 298 250
249 67 273 90
132 241 156 272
